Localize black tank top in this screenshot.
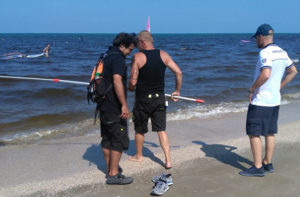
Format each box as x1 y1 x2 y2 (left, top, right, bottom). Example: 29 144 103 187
136 49 166 96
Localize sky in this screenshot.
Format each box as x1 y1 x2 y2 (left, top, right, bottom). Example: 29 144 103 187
1 0 300 33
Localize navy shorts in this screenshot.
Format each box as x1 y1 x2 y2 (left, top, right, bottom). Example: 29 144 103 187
133 93 166 134
100 111 129 152
246 104 280 136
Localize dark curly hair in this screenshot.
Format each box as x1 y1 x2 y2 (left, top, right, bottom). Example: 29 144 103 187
113 32 137 48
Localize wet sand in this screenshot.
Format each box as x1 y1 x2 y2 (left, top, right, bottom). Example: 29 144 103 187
0 102 299 197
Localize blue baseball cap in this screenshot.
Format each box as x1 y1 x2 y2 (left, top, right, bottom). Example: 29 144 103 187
251 24 274 38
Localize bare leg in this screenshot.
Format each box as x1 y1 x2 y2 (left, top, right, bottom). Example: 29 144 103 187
157 131 172 169
263 134 275 164
249 135 262 168
129 133 144 162
108 150 122 176
102 147 110 173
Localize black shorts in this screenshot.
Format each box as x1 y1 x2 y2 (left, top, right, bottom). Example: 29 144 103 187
100 111 129 152
133 93 166 134
246 104 280 136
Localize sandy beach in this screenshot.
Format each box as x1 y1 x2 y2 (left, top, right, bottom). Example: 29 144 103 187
0 101 300 197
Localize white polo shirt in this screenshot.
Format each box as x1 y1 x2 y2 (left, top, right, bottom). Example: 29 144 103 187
251 43 294 107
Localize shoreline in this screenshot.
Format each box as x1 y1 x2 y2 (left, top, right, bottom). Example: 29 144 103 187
0 102 299 196
1 99 299 146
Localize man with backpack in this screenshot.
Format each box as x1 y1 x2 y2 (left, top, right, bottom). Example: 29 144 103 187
95 33 136 184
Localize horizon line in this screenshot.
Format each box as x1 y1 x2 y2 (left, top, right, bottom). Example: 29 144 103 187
1 32 300 34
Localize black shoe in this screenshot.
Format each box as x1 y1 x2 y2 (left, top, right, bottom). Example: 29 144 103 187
106 173 133 185
105 166 123 178
262 163 274 173
118 166 123 173
239 166 266 177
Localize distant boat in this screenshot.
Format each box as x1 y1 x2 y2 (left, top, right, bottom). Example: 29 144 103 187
146 16 150 32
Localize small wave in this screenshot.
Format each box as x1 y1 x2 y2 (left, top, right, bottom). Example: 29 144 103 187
167 92 297 122
195 66 216 71
31 88 83 99
167 102 248 121
0 118 98 145
245 51 257 56
282 92 300 100
194 75 248 83
183 57 205 61
0 112 89 134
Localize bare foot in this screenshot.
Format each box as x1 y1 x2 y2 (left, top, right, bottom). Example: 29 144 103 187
165 162 172 169
128 155 143 162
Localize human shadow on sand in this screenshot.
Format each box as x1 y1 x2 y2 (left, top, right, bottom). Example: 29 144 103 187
82 144 107 174
192 140 252 170
82 140 165 175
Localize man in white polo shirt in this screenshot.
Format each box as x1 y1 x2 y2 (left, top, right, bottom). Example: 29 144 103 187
240 24 298 177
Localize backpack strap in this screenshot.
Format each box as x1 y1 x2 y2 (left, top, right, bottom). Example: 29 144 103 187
93 51 120 79
96 51 120 93
90 51 121 124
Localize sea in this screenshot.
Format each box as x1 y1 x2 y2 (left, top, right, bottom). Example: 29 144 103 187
0 33 299 145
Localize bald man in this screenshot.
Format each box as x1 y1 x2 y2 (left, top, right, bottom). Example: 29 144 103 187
128 30 182 169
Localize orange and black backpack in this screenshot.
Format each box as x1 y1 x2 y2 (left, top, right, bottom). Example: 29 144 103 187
87 52 118 123
88 53 110 104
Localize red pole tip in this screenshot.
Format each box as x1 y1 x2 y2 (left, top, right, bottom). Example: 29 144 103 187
196 99 205 103
53 79 60 82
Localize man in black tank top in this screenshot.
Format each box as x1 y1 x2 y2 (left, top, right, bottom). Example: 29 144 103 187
128 30 182 169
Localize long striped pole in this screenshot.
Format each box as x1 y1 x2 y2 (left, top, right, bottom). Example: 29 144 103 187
0 75 205 103
0 75 89 85
165 94 205 103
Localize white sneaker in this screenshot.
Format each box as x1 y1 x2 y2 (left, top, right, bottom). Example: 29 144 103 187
151 179 169 195
151 173 173 186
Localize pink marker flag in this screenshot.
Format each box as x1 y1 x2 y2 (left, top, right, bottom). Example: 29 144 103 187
146 16 150 32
